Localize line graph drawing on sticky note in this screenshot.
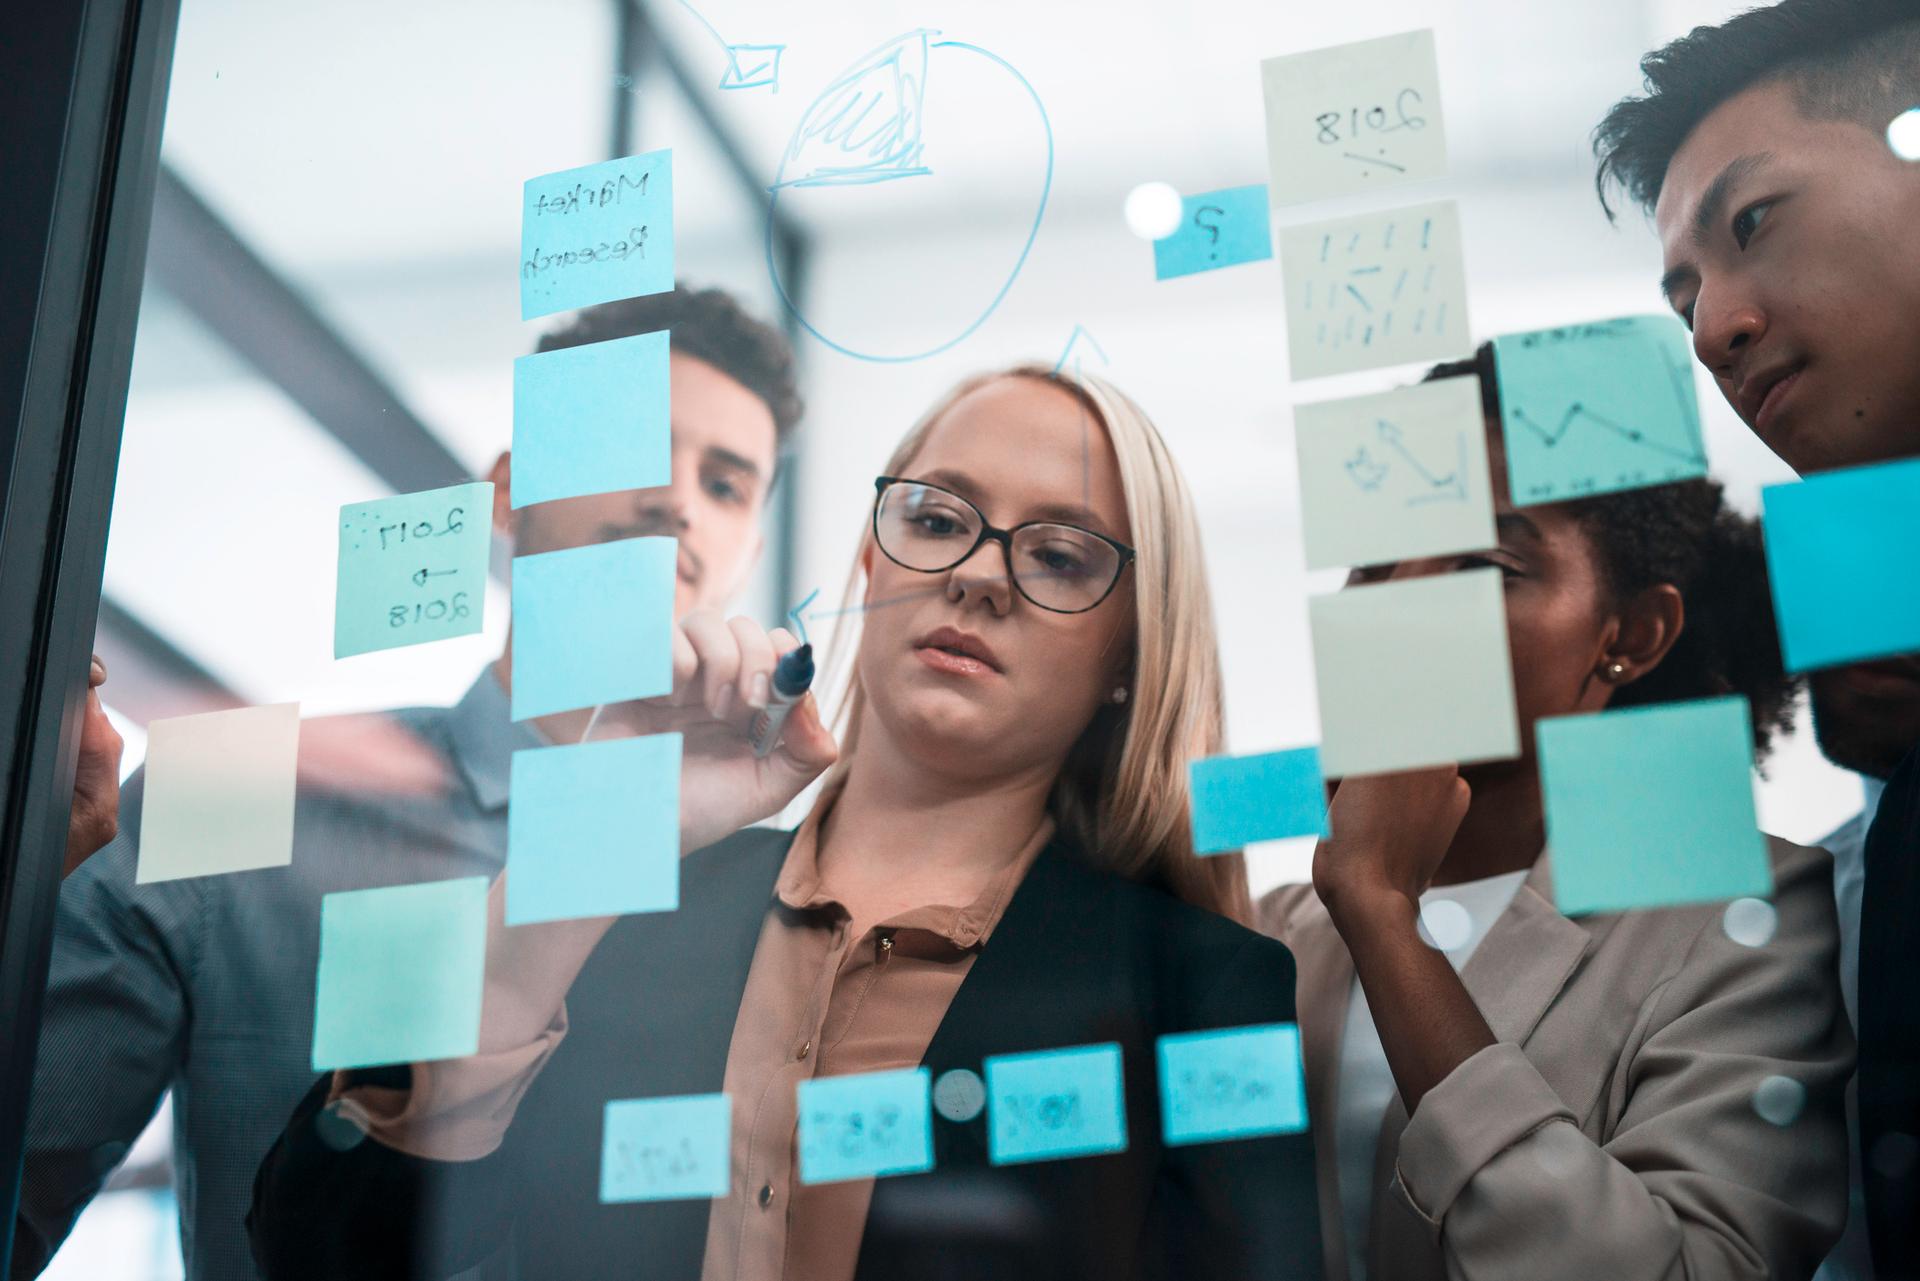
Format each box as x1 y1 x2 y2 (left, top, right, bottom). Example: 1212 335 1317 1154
1294 376 1494 571
1494 315 1707 505
1279 199 1469 380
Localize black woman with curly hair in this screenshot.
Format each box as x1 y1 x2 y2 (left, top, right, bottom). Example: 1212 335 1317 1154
1260 343 1853 1281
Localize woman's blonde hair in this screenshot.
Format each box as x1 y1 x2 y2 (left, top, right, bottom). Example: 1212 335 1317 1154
816 363 1251 924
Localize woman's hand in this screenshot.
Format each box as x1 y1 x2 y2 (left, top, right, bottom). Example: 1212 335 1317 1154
1312 765 1495 1114
1311 765 1471 928
63 655 124 877
612 609 839 856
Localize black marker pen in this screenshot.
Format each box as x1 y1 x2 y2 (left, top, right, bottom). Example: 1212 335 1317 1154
748 644 814 758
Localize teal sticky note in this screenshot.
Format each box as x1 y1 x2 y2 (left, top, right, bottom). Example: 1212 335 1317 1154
521 149 674 320
1539 696 1771 915
506 732 681 925
796 1068 934 1185
1760 456 1920 672
1157 1023 1308 1145
1309 568 1520 777
1294 376 1496 571
1154 185 1273 280
512 330 670 509
1188 748 1329 855
985 1043 1128 1165
334 482 492 659
600 1093 731 1203
1493 315 1708 506
510 536 676 721
312 877 488 1070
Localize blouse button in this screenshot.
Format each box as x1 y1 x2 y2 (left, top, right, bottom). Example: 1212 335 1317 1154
797 1039 812 1061
758 1182 775 1209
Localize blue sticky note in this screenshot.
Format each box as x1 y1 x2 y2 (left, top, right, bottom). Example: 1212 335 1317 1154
1538 696 1771 915
985 1043 1128 1165
796 1067 934 1184
335 482 492 659
506 733 681 925
600 1093 731 1203
1188 747 1329 855
510 536 676 721
1761 456 1920 672
1154 185 1274 280
521 150 674 320
1157 1023 1308 1146
312 877 488 1071
512 331 670 509
1493 315 1708 506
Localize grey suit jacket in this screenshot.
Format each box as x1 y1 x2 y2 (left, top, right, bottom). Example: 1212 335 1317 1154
15 673 536 1281
1259 835 1853 1281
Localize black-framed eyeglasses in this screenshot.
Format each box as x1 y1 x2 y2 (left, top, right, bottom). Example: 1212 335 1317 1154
871 476 1136 614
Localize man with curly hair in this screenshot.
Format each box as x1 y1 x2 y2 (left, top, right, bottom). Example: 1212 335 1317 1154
1595 4 1920 1275
21 286 804 1281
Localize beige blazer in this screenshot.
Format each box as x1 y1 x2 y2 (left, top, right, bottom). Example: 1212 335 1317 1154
1258 836 1852 1281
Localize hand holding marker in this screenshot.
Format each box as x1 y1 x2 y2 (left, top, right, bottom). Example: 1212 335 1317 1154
749 588 819 758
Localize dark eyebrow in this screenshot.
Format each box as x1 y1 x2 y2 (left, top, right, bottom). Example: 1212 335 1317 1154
1691 151 1772 247
702 444 763 483
913 467 1113 535
1660 152 1773 304
1495 511 1544 543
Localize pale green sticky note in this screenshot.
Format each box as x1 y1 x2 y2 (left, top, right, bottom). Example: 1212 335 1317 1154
511 330 670 509
1279 199 1470 380
1261 29 1448 207
1309 568 1519 777
1540 696 1771 915
136 703 301 884
1294 376 1494 570
1493 315 1707 506
312 876 489 1071
335 482 493 659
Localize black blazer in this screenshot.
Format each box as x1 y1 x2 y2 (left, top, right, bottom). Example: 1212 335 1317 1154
248 826 1323 1280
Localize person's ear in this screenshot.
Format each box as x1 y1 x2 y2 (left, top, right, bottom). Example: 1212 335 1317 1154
488 452 514 536
1597 583 1685 688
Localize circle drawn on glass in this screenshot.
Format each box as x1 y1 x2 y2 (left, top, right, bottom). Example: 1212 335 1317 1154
765 30 1054 363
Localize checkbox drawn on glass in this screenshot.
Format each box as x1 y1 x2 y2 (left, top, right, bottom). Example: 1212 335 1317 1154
721 43 783 91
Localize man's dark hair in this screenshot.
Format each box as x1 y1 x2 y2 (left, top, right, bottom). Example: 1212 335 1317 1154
1427 345 1801 759
1593 0 1920 220
535 284 804 445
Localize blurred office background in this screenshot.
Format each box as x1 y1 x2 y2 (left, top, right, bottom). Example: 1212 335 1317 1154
49 0 1862 1275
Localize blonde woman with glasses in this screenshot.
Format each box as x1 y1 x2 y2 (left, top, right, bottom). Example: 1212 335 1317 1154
248 365 1324 1281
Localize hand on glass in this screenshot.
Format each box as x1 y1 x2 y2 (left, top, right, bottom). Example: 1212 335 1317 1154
610 608 839 856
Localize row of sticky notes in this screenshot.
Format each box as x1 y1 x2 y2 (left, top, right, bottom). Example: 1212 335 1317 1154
335 495 679 716
1187 693 1771 916
600 1025 1307 1203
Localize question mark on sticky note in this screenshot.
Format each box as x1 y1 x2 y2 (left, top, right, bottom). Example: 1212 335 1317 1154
1194 206 1226 259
